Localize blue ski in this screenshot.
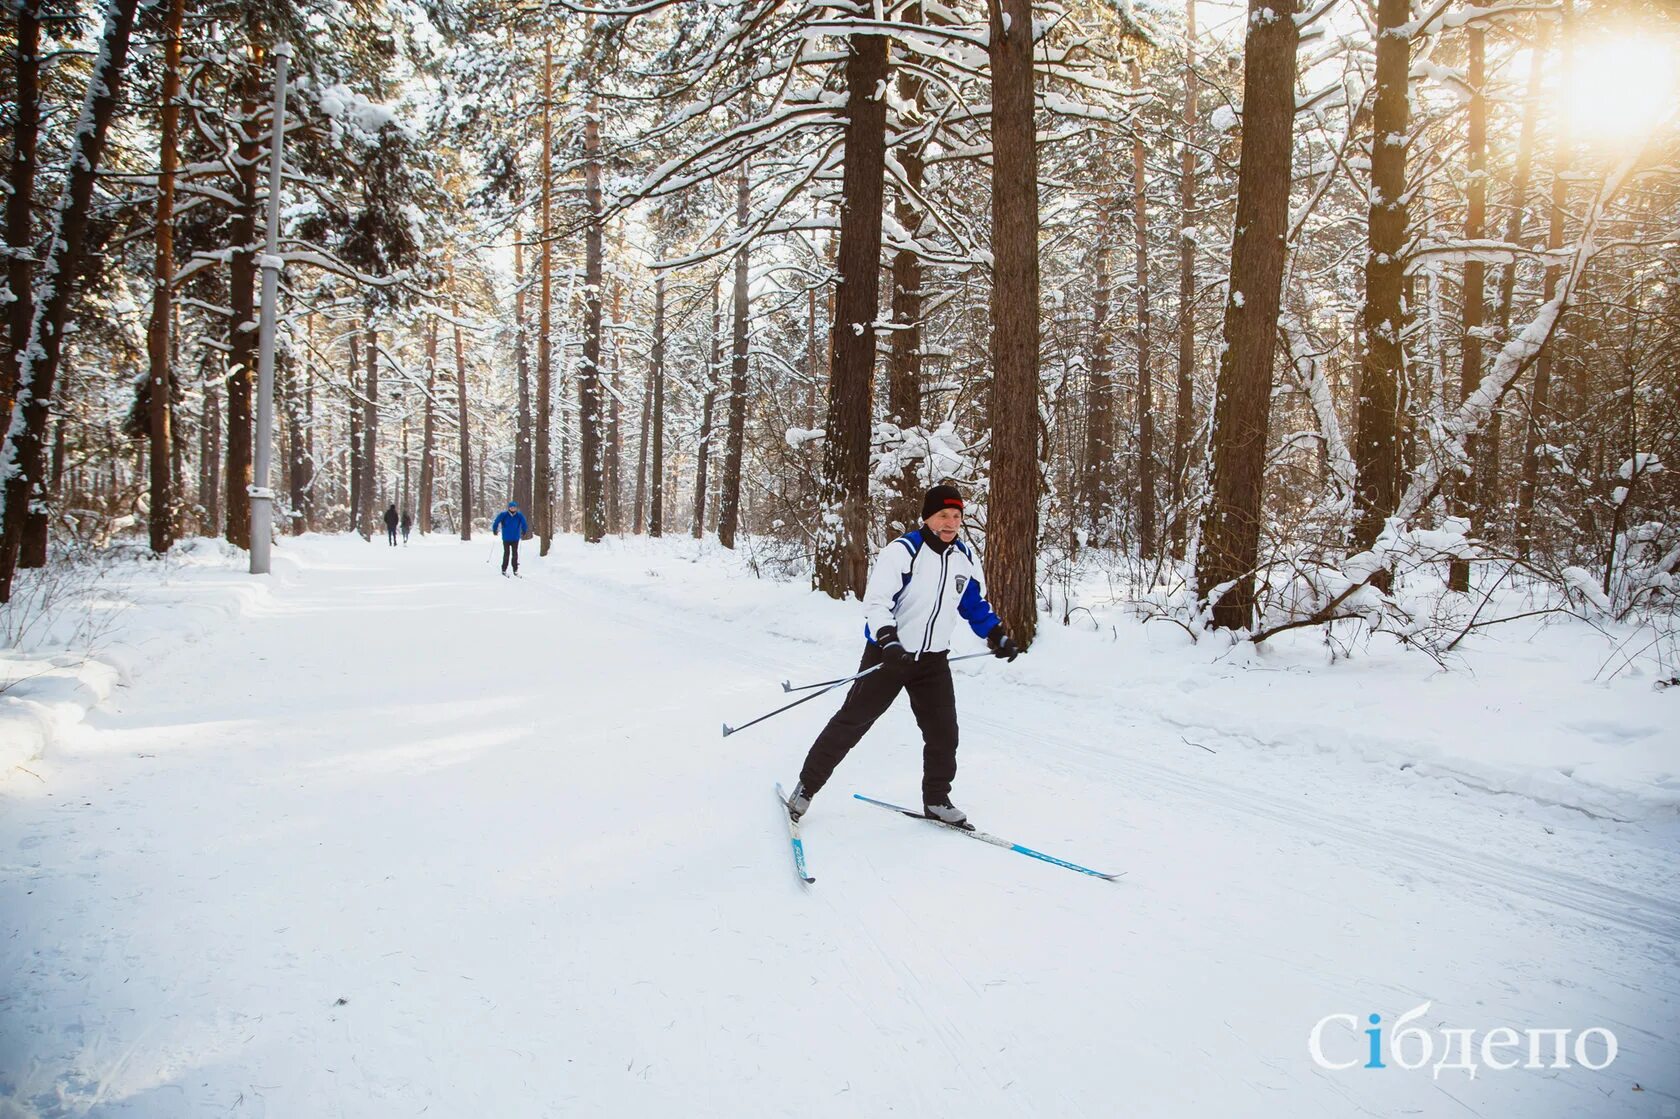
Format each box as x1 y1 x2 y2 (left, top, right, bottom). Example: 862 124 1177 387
775 783 815 884
852 793 1123 882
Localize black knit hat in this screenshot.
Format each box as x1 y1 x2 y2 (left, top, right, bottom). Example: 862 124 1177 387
921 484 964 522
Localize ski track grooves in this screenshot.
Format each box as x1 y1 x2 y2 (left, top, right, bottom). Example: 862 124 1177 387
968 710 1680 945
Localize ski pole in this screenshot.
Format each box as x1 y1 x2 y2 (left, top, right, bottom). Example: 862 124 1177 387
779 650 997 693
723 665 882 737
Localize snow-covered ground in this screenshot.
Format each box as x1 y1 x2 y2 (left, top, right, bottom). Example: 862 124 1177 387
2 533 1676 1117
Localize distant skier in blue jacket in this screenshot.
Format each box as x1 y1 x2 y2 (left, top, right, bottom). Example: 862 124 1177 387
491 500 529 576
786 484 1019 827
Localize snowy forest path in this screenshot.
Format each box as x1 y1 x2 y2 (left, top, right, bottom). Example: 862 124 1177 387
0 534 1675 1118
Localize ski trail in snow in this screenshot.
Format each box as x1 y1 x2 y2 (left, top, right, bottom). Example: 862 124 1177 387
967 707 1680 942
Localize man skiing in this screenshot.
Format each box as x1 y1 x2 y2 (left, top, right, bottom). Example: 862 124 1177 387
787 483 1019 827
491 500 529 576
383 504 399 546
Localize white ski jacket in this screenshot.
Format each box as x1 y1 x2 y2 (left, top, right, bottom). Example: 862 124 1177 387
862 530 1003 656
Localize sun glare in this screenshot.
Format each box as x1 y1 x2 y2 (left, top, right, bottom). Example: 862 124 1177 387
1563 35 1680 148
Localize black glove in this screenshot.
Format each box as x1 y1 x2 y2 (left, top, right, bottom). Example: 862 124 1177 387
876 626 915 673
988 628 1020 662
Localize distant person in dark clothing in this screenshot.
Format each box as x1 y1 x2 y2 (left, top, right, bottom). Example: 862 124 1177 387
492 500 529 576
383 504 399 546
400 510 412 543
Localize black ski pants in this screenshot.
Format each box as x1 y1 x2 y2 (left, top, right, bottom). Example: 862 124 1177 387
798 642 959 805
501 539 520 573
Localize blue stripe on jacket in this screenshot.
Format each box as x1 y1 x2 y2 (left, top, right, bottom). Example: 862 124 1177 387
957 575 1002 639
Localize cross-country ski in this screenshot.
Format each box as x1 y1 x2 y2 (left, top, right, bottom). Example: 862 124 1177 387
775 782 815 884
851 793 1124 881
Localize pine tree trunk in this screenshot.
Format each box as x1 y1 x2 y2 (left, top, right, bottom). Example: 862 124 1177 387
224 64 262 552
718 168 751 550
580 97 607 543
1449 28 1486 592
454 290 472 541
1169 0 1200 560
145 0 185 554
1083 207 1113 541
887 15 927 535
359 316 379 537
813 32 889 599
606 227 624 534
1351 0 1409 563
1194 0 1299 629
693 275 718 540
986 0 1042 644
535 44 555 549
1130 56 1157 561
650 273 665 538
514 236 533 515
3 0 40 425
348 335 362 530
202 371 221 534
0 0 142 600
418 317 438 533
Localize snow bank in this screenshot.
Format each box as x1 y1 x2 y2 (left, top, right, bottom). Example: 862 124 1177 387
1 539 280 780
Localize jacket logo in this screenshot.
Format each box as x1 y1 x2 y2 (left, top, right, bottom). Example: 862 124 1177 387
955 575 968 594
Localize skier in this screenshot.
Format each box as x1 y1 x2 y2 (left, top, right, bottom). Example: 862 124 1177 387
491 500 529 576
383 504 399 547
786 483 1019 827
400 510 412 544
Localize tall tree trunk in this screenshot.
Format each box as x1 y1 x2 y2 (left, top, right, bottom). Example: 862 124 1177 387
1170 0 1200 560
285 350 309 534
1517 3 1570 560
454 290 472 541
693 274 718 539
535 43 555 549
418 317 438 532
199 370 219 533
813 32 890 598
718 168 751 549
514 234 533 514
145 0 186 554
1083 207 1114 541
632 244 651 534
580 97 607 543
223 61 263 552
0 0 142 600
1194 0 1299 629
3 0 40 424
348 334 362 530
1130 56 1157 561
1351 0 1409 564
650 273 666 538
1449 27 1486 592
987 0 1042 644
359 315 379 536
606 226 624 534
887 13 927 535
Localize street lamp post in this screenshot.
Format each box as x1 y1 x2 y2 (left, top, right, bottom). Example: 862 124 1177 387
250 41 292 575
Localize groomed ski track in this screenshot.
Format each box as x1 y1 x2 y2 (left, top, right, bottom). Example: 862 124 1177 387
2 534 1674 1118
